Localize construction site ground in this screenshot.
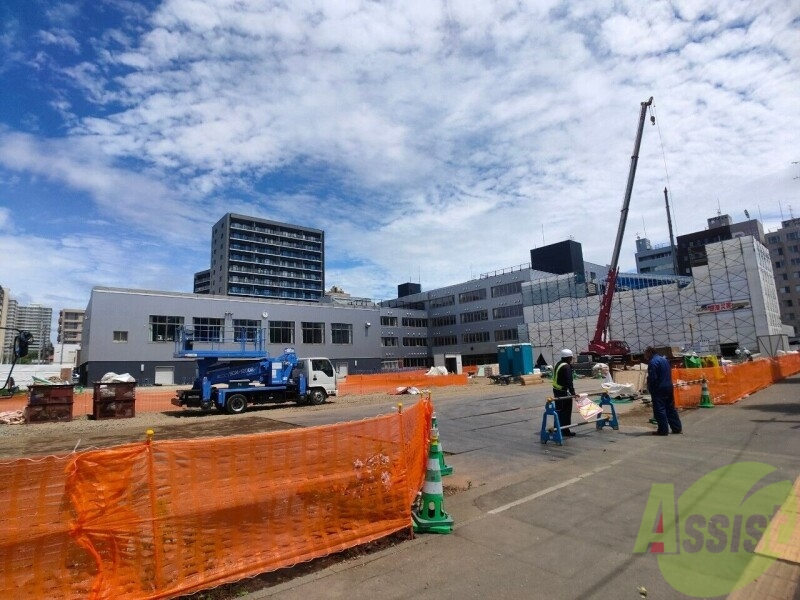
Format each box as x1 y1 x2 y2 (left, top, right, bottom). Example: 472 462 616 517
0 376 655 460
4 374 798 599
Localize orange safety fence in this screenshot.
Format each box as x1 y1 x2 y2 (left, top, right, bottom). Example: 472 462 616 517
673 353 800 408
0 396 433 600
338 371 469 395
0 371 469 415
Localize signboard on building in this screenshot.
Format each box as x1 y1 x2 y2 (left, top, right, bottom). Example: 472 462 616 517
696 301 750 314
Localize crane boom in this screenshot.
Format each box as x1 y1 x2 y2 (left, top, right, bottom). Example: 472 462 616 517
586 96 653 360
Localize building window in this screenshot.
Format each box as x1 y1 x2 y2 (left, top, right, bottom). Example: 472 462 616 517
430 315 456 327
402 317 428 327
461 309 488 323
775 261 784 268
269 320 294 344
113 331 128 343
331 323 353 345
432 335 458 347
781 286 790 293
233 319 260 342
491 281 522 297
768 235 780 244
494 328 519 342
149 315 184 342
459 289 487 303
381 337 398 347
462 332 490 344
381 316 398 326
492 305 524 319
193 317 224 342
777 248 784 255
786 300 794 307
429 295 455 308
403 337 428 347
302 322 325 344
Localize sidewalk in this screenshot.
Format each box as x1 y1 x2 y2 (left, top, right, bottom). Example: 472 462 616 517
243 377 800 600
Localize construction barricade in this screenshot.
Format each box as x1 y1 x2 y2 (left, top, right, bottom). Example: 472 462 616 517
0 396 434 600
673 353 800 408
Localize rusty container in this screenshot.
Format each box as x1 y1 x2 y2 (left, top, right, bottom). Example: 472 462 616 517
25 384 74 423
92 381 136 420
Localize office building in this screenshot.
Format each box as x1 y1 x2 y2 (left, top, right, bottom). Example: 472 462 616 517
634 237 676 275
765 217 800 342
200 213 325 301
676 214 764 277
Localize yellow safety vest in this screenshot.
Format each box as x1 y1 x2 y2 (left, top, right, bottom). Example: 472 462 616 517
552 361 569 391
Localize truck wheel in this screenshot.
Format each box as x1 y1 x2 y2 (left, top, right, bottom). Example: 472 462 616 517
307 388 327 405
225 394 248 415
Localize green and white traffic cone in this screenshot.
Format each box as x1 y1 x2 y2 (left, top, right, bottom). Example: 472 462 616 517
412 429 453 534
431 413 453 476
699 377 714 408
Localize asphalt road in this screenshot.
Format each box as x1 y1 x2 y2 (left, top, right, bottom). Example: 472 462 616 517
251 375 800 600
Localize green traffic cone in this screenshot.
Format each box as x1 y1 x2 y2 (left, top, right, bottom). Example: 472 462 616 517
412 429 453 534
699 377 714 408
431 413 453 476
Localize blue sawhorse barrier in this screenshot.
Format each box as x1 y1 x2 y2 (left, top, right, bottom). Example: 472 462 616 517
540 393 620 445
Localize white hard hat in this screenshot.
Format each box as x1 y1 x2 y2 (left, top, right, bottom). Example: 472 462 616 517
560 349 573 358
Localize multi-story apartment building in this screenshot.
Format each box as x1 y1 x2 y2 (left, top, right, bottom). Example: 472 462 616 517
58 309 85 344
195 213 325 302
0 286 10 362
634 237 676 275
3 302 52 360
193 269 211 294
765 217 800 342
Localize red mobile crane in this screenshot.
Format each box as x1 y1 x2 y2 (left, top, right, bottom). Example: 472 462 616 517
582 96 654 362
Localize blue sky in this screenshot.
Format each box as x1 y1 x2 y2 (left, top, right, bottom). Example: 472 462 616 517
1 0 798 342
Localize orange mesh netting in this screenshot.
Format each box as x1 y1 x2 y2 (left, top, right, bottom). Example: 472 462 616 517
0 396 433 600
0 373 467 414
338 372 469 395
673 353 800 408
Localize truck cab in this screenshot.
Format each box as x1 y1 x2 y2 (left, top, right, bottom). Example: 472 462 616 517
293 357 338 405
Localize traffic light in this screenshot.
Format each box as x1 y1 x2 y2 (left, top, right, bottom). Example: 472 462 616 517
13 331 33 359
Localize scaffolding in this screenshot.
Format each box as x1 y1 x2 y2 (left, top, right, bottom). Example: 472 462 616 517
520 237 786 360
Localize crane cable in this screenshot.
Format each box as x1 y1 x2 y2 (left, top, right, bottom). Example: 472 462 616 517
649 101 678 235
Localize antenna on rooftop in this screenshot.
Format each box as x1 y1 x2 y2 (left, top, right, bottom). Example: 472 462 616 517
744 210 750 219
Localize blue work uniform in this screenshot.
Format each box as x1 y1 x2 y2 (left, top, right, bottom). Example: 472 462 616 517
647 353 683 435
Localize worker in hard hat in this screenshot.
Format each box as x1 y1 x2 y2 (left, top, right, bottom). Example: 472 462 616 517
552 349 577 437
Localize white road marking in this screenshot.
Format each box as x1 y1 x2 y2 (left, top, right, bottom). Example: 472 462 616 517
488 462 620 515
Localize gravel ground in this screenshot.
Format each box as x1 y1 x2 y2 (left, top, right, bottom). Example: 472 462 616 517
0 377 657 460
0 378 500 460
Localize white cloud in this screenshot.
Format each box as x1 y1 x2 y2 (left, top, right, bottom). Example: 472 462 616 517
0 0 798 320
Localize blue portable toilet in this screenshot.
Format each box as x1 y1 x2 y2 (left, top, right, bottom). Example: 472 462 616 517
511 343 534 376
497 345 513 375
